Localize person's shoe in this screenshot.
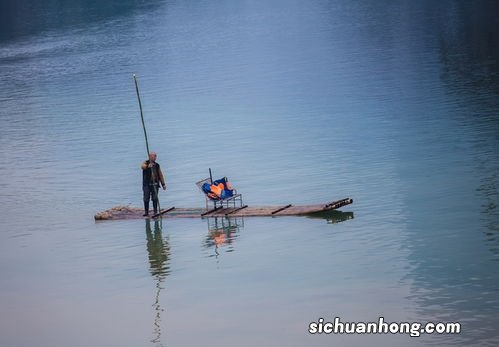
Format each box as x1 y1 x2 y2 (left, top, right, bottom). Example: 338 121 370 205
153 210 158 216
143 212 149 217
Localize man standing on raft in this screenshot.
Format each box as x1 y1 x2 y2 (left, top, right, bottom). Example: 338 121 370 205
141 152 166 216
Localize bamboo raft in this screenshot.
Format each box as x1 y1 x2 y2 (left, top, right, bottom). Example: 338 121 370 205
94 198 353 220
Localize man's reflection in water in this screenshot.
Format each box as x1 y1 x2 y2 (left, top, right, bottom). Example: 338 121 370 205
145 219 170 347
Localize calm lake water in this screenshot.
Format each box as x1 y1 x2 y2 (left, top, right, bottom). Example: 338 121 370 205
0 0 498 346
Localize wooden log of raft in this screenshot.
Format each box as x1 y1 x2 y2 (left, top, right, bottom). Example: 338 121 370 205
225 205 248 216
322 198 353 211
151 206 175 218
271 204 292 215
94 198 353 221
201 206 223 217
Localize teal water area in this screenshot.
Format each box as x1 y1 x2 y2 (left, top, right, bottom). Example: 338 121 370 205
0 1 498 346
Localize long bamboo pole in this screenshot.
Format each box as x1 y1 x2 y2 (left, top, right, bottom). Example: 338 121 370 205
133 74 161 216
133 74 151 155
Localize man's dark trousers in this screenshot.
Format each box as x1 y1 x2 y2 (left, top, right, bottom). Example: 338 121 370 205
143 184 159 214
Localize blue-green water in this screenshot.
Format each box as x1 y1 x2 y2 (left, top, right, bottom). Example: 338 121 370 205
0 1 498 346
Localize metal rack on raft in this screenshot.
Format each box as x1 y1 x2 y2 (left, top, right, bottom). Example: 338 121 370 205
195 168 246 216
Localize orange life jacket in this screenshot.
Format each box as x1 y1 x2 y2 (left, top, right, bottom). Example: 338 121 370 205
209 183 225 198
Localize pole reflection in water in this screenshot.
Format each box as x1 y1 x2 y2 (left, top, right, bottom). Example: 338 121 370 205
203 217 244 260
145 219 171 347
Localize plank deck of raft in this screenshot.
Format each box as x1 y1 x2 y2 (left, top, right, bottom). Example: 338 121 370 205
95 198 353 220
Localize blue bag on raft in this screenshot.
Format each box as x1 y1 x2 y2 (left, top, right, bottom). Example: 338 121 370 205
202 182 212 194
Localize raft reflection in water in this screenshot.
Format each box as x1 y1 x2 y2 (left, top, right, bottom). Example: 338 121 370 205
203 210 354 258
145 220 171 347
203 217 243 259
306 210 355 224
